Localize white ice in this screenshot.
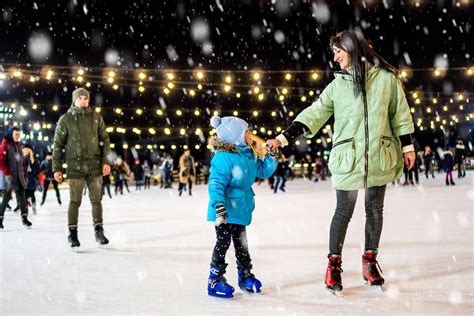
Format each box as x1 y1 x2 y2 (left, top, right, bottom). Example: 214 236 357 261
1 173 473 314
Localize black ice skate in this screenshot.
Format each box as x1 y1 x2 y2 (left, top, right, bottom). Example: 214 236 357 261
68 227 81 252
95 225 109 248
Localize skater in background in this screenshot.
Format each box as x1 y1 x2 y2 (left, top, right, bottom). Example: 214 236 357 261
178 149 195 196
113 158 129 195
266 30 416 294
273 155 288 194
102 173 112 199
123 167 132 193
132 159 144 191
423 145 435 179
0 127 32 229
23 144 40 215
159 154 173 188
207 116 278 298
442 148 455 186
143 160 152 189
403 137 420 185
158 156 167 188
455 139 466 178
303 153 314 180
53 87 111 250
314 158 324 182
40 152 62 206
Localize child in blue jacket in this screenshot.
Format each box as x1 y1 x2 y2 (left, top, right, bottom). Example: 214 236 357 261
207 116 278 299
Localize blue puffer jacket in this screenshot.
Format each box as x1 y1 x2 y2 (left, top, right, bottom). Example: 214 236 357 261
207 140 278 226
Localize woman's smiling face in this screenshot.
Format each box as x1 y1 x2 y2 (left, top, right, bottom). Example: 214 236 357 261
332 45 350 70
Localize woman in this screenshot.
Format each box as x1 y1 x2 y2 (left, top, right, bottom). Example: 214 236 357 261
266 30 415 294
112 158 130 195
423 145 435 179
178 149 196 196
23 144 40 214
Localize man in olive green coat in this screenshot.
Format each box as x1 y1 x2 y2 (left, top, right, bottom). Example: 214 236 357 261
53 87 112 250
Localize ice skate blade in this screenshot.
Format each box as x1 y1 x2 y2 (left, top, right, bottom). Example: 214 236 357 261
370 285 384 291
97 243 109 249
208 290 234 299
70 246 80 252
326 288 343 297
364 281 384 291
240 286 262 294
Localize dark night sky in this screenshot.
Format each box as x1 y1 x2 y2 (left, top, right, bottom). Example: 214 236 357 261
0 0 473 160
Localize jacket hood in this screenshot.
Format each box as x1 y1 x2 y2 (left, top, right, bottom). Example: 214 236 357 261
4 127 18 143
211 139 240 153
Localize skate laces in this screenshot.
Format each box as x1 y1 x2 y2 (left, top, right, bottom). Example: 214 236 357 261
240 267 255 281
329 260 343 281
367 257 383 277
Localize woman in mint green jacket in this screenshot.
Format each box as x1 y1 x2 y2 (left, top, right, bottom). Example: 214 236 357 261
267 30 416 294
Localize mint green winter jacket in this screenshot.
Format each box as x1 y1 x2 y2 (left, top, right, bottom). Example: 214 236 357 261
295 66 414 190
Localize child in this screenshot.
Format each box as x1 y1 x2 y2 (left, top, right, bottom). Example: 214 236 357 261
442 149 455 186
207 116 278 299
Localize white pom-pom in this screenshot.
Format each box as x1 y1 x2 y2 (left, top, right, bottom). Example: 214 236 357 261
210 116 221 128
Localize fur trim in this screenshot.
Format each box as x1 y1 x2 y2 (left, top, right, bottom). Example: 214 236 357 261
211 138 239 153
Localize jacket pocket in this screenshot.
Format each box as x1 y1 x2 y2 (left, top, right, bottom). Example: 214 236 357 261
380 136 397 171
225 189 245 212
328 138 355 174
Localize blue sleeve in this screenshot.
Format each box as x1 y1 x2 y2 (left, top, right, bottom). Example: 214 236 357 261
208 153 232 209
256 155 278 179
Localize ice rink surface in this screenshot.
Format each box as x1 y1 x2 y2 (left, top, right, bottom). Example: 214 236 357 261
1 172 473 315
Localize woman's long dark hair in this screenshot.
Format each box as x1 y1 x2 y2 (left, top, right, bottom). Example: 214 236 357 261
329 30 398 98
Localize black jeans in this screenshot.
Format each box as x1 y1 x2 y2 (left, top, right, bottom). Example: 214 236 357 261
25 189 36 205
0 188 28 218
42 179 61 204
178 179 193 192
115 180 123 195
211 224 252 266
102 183 112 198
329 185 386 255
144 176 151 189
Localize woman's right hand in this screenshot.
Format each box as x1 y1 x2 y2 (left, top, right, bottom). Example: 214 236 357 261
265 139 282 151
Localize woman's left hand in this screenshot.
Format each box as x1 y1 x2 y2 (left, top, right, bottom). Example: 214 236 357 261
403 151 416 170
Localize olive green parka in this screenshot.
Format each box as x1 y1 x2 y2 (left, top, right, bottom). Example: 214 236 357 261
52 106 111 179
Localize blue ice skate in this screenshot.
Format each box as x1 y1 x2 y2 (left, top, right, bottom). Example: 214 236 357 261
208 263 235 298
237 262 262 293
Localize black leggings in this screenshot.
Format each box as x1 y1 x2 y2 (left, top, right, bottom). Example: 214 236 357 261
178 179 193 191
211 224 252 266
329 185 386 255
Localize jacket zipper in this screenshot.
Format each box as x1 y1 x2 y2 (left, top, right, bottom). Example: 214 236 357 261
332 138 354 149
363 92 369 188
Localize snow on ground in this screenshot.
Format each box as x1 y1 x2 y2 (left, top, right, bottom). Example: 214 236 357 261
1 172 473 314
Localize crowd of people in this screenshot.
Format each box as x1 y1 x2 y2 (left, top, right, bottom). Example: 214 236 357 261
0 126 469 232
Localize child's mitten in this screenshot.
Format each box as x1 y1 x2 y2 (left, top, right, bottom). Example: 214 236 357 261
215 204 228 227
